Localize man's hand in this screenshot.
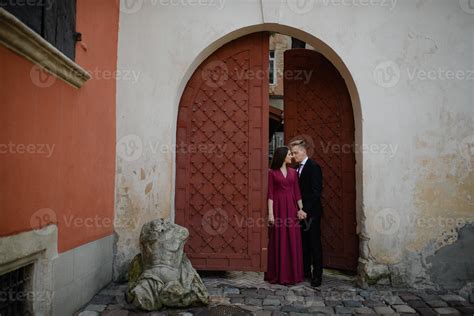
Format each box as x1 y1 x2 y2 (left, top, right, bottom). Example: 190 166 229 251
297 210 307 220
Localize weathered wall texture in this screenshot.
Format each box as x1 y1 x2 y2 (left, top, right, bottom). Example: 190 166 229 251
115 0 473 289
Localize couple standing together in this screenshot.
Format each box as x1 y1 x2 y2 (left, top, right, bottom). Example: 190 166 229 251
264 139 324 287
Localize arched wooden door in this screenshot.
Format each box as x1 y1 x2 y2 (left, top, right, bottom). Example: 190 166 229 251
175 33 269 271
284 49 358 272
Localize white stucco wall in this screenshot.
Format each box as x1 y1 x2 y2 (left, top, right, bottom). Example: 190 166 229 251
114 0 473 288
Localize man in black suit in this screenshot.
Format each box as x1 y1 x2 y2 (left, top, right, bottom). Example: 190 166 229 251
290 139 323 287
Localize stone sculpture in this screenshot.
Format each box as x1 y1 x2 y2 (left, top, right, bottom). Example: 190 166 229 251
127 218 209 310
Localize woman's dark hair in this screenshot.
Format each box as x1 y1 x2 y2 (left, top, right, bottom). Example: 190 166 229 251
270 146 289 170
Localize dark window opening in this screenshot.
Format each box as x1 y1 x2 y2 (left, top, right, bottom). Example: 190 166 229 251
269 50 276 85
1 0 78 60
0 264 34 316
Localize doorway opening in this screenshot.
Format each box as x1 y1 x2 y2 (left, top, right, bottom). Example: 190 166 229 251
175 30 359 276
267 33 358 274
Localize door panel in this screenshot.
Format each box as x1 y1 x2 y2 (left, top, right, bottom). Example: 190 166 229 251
176 32 269 271
284 49 358 272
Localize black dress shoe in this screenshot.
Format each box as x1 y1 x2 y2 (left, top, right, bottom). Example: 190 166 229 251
311 276 322 287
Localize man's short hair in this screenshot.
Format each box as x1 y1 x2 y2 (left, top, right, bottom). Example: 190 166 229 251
289 139 307 150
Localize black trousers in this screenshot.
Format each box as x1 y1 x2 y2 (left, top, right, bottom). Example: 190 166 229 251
301 215 323 278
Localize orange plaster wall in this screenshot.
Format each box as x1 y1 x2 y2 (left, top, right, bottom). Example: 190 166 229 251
0 0 119 253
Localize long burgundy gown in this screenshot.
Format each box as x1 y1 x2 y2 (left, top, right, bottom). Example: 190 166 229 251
264 168 304 284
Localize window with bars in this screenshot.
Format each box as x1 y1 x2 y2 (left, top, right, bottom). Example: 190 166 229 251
269 50 276 85
0 264 34 316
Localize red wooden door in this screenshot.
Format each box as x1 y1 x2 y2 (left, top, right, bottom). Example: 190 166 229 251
175 33 269 271
284 49 358 272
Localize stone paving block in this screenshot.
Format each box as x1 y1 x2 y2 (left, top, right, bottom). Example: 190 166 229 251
78 312 100 316
343 300 363 307
384 295 404 305
414 307 438 316
239 304 263 312
263 298 281 306
223 287 240 295
305 299 325 307
446 300 469 307
307 306 334 314
245 297 262 305
400 294 420 302
406 300 428 308
392 304 417 313
418 294 440 301
373 305 395 314
439 294 466 302
335 306 353 314
230 297 245 304
226 293 245 298
457 306 474 314
353 306 375 314
207 288 223 296
262 305 280 311
363 299 386 307
254 311 273 316
89 294 116 305
426 300 448 308
433 307 461 315
258 289 275 296
324 300 340 307
275 290 293 296
84 304 106 312
280 305 310 313
101 310 129 316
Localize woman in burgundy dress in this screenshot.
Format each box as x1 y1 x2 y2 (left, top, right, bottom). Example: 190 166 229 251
264 146 305 285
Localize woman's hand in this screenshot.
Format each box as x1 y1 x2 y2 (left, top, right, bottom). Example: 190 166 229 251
268 213 275 225
297 210 307 220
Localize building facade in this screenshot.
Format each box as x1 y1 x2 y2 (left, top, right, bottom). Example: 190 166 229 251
0 0 472 314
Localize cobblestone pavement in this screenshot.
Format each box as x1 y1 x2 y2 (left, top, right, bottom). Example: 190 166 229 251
76 271 474 316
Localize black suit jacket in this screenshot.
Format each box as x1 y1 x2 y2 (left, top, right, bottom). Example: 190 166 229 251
298 158 323 218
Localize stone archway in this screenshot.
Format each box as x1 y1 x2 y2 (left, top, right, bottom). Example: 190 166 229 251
173 25 364 276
